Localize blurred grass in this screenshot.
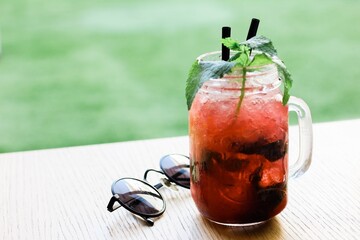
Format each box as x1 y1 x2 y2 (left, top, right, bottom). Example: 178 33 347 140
0 0 359 152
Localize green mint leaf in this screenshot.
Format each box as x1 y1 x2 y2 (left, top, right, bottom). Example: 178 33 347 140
239 45 250 54
186 60 235 110
223 42 251 67
278 64 293 105
244 36 293 105
221 37 241 51
271 56 293 105
229 52 241 62
235 52 251 66
249 53 273 67
243 35 278 57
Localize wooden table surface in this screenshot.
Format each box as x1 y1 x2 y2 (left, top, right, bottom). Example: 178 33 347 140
0 119 359 240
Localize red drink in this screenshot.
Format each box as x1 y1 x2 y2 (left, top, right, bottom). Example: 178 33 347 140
189 63 289 225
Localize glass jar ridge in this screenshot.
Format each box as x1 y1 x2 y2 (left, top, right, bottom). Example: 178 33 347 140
197 51 282 97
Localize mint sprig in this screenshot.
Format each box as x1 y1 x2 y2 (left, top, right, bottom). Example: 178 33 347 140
185 35 293 110
240 36 293 105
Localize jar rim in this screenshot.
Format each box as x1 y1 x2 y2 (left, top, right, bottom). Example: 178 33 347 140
197 50 276 71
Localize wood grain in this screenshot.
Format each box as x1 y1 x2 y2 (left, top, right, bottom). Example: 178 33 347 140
0 120 359 239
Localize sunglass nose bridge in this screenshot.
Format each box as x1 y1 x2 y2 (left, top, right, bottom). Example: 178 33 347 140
160 178 179 191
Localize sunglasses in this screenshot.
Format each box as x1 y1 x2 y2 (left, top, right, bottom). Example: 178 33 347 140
107 154 190 226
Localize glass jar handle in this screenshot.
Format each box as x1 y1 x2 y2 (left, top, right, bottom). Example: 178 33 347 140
288 96 313 178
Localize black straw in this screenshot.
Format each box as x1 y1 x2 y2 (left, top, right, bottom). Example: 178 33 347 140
246 18 260 40
221 26 231 61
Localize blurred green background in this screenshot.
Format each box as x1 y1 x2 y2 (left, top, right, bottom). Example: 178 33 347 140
0 0 359 152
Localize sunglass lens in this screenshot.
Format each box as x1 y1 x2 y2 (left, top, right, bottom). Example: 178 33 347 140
112 178 165 216
160 154 190 188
